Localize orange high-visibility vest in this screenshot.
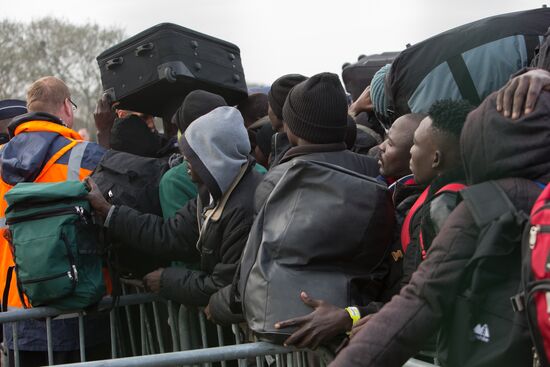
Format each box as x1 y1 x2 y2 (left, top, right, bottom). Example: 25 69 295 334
0 121 95 308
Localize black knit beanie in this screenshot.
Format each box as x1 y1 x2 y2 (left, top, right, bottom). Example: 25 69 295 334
173 90 227 132
110 115 163 157
282 72 348 144
268 74 307 120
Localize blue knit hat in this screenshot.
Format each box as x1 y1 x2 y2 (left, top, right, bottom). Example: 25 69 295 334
370 64 391 117
0 100 27 120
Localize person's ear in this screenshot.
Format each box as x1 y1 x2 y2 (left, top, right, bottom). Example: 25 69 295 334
432 150 442 169
63 98 72 117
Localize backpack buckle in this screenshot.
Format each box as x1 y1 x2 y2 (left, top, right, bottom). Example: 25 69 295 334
510 292 525 312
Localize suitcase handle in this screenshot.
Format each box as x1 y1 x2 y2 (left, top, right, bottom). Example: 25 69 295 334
135 43 154 56
105 57 124 70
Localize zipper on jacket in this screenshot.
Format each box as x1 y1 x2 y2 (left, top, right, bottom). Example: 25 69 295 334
6 206 87 225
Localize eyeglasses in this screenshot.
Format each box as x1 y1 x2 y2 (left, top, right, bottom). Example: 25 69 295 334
67 98 77 111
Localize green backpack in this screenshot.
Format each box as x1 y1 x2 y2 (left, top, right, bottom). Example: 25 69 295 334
4 181 105 310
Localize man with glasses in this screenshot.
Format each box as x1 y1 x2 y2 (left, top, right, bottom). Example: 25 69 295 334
0 76 108 366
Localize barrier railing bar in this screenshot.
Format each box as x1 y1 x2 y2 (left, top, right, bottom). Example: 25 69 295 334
295 352 302 367
286 352 293 367
152 301 165 354
403 359 439 367
46 317 53 365
216 325 227 367
122 282 138 356
275 353 283 367
197 311 211 367
140 303 147 355
115 309 126 357
0 294 160 323
142 303 156 355
56 342 293 367
178 305 191 351
109 309 117 359
78 312 86 362
13 321 19 367
122 303 137 356
167 301 179 352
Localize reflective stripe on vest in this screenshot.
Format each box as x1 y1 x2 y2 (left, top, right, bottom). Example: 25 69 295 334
67 141 88 181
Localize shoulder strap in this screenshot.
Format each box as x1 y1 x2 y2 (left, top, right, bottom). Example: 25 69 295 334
417 182 467 259
401 186 430 253
435 183 467 196
447 55 482 106
460 181 516 228
524 34 540 66
1 266 14 312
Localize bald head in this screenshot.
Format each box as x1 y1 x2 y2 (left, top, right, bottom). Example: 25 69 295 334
27 76 74 128
392 113 425 146
378 113 425 179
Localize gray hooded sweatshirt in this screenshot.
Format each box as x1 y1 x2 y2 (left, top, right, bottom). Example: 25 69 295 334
108 106 262 306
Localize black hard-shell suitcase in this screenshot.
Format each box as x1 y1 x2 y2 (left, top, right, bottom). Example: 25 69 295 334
97 23 248 119
341 52 400 101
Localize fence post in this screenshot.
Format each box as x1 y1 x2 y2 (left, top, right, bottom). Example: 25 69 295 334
167 300 180 352
78 312 86 362
46 317 53 366
12 322 19 367
152 301 165 353
178 305 192 351
110 309 117 359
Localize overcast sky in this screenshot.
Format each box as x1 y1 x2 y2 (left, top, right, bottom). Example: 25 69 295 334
1 0 546 86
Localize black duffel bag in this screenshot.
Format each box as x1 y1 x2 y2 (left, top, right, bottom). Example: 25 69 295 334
239 160 394 343
91 149 171 276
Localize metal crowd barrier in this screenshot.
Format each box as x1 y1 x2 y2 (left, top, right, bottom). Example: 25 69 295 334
0 280 437 367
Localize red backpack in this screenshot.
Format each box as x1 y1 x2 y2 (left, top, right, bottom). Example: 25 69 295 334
521 183 550 366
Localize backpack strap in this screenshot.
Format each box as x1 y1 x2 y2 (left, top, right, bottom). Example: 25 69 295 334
524 34 540 66
447 55 482 106
418 183 467 259
401 186 429 254
1 266 14 312
460 181 516 228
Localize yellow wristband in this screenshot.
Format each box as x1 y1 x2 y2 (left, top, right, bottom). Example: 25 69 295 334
345 306 361 326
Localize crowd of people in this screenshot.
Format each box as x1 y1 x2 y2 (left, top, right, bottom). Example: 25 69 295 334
1 25 550 367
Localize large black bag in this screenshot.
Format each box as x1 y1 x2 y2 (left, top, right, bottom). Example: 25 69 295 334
239 160 394 343
91 150 171 276
387 8 550 118
437 181 533 367
342 52 399 101
97 23 248 119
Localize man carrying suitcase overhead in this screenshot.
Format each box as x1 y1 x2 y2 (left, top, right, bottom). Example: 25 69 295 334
0 76 108 366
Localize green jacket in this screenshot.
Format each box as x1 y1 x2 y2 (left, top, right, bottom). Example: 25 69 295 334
159 162 198 218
